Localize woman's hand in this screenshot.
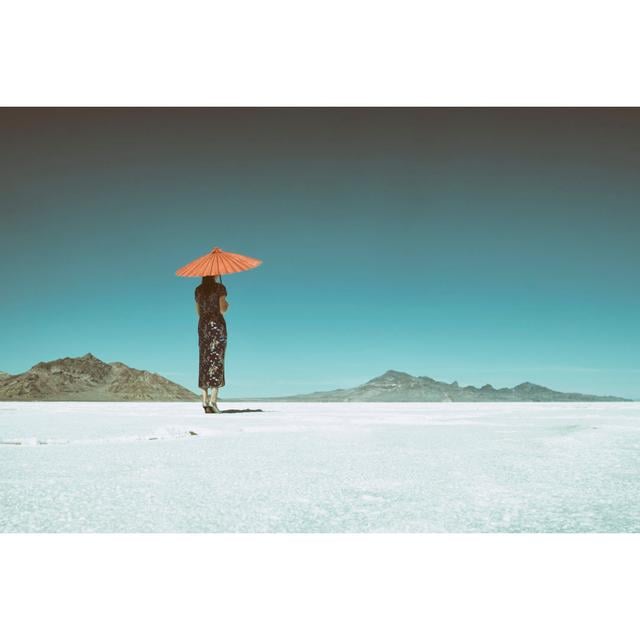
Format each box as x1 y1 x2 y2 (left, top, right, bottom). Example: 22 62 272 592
220 296 229 314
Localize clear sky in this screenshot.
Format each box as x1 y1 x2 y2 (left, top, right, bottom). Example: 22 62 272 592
1 108 639 398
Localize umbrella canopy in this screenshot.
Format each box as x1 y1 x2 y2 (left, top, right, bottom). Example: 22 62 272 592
176 246 262 277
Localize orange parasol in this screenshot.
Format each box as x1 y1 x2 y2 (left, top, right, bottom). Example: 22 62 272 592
175 246 262 277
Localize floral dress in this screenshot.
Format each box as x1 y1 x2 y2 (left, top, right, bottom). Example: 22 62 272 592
195 282 227 388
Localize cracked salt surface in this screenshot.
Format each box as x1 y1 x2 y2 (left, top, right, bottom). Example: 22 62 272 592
1 401 639 532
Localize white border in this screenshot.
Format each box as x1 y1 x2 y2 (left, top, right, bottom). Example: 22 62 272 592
2 534 639 639
1 0 640 106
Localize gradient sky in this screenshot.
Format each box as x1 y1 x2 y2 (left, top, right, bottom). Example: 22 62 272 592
1 108 639 398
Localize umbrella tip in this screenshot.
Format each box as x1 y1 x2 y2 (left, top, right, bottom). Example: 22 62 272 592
211 246 222 253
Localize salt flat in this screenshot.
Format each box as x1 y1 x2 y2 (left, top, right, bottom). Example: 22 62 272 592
1 402 638 533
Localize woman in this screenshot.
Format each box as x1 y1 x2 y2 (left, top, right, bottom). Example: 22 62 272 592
195 275 229 413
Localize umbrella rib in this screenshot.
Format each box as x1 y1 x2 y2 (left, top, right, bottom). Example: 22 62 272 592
190 252 209 276
222 254 242 272
226 253 250 271
218 254 234 273
210 254 219 275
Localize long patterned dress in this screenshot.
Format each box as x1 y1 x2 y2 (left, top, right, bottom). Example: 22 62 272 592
195 282 227 389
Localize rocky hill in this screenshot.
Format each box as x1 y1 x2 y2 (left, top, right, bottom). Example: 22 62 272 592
228 369 630 402
0 353 198 401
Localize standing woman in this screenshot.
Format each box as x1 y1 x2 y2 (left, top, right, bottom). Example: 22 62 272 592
195 275 229 413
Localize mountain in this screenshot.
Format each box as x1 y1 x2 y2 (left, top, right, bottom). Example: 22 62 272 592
227 369 630 402
0 353 198 401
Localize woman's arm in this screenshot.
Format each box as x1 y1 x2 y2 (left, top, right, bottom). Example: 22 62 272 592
220 295 229 314
195 301 200 316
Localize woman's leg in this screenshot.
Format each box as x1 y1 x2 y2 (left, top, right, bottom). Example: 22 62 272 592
200 387 210 406
209 386 221 412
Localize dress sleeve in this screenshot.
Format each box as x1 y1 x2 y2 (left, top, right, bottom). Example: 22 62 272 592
219 284 227 296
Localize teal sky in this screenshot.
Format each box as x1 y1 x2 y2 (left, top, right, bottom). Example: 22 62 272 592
1 108 639 398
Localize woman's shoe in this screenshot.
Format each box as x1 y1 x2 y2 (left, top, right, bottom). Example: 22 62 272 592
203 404 213 414
209 403 221 414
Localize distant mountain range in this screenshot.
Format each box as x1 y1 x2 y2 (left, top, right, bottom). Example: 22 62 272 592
0 354 198 401
0 360 631 402
227 369 631 402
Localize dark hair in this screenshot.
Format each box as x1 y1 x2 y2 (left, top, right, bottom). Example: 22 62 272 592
201 275 220 289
